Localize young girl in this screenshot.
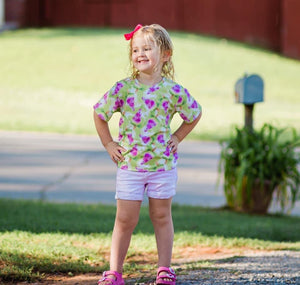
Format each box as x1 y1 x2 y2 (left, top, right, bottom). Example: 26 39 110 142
94 24 202 285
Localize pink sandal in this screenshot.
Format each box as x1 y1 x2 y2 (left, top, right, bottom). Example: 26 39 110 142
156 267 176 285
97 270 125 285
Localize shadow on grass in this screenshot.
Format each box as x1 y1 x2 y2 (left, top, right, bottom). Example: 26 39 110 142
0 248 106 283
1 199 299 242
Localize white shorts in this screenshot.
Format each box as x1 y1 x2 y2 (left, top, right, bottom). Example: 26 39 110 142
115 168 177 201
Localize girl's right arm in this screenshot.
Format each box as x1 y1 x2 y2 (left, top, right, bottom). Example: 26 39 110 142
93 110 126 164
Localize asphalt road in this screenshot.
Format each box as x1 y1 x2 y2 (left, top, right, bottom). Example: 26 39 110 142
0 131 299 215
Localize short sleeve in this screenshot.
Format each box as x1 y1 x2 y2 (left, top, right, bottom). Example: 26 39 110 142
93 81 126 121
173 85 202 123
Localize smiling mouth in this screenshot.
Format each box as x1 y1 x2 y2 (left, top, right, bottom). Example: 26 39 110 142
138 59 149 64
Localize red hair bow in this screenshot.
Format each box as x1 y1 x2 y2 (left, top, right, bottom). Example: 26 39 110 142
124 24 143 40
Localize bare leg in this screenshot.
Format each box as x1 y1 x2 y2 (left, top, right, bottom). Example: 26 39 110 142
99 199 141 284
149 197 174 268
110 199 142 271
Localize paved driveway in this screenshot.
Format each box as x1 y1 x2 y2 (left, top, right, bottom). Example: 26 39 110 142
0 131 299 215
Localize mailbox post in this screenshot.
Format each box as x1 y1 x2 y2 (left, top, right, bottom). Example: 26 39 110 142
234 74 264 130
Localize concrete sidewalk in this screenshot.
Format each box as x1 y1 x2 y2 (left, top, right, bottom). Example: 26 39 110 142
0 131 299 215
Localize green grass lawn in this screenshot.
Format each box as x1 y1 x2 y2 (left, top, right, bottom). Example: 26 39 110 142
0 199 299 282
0 28 300 140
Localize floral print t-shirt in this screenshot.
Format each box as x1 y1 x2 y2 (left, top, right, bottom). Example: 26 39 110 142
93 77 202 172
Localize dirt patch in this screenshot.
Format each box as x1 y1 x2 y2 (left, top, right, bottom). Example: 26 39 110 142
11 247 271 285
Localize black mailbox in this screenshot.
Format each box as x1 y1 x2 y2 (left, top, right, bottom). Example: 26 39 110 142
235 74 264 105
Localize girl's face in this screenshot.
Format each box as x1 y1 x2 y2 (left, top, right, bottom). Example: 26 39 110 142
131 34 168 76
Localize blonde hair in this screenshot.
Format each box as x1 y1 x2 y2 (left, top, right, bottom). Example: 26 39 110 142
128 24 175 80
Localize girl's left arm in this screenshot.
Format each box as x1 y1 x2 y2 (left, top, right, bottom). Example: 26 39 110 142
168 112 202 153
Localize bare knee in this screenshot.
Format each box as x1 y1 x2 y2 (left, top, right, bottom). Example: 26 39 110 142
149 198 173 227
114 200 141 233
116 212 139 232
149 208 171 226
